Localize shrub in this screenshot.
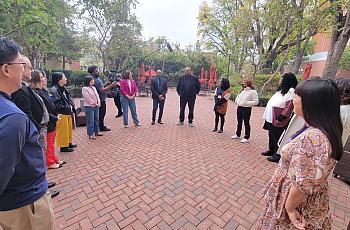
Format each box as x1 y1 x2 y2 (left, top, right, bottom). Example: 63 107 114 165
67 86 83 98
44 70 107 87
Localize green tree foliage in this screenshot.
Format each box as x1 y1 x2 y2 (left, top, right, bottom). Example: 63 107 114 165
198 0 333 75
0 0 70 67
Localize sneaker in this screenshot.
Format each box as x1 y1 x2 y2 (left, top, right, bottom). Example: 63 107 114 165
212 128 218 132
151 121 155 125
69 143 77 148
240 138 249 143
125 125 129 128
177 121 184 126
89 135 96 139
135 123 141 126
95 132 103 136
230 135 240 139
158 121 164 124
218 129 223 133
188 123 194 127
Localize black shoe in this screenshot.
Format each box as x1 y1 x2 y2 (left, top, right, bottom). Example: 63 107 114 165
60 147 74 153
116 114 123 118
48 182 56 188
100 127 111 132
212 128 218 132
50 190 60 198
151 121 155 125
69 143 77 148
218 129 223 133
267 155 281 163
261 149 273 156
158 121 163 124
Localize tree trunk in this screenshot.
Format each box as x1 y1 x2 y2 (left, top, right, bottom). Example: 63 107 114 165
292 35 311 75
322 2 350 79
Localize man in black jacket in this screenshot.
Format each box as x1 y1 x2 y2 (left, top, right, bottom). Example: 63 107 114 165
176 67 201 127
11 56 59 198
150 70 168 125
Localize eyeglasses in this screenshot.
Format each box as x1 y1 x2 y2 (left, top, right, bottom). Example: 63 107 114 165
0 62 26 67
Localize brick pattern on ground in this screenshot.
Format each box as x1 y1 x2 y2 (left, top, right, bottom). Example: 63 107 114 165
48 89 350 229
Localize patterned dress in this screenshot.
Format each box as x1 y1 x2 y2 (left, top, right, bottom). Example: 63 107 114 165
256 127 336 229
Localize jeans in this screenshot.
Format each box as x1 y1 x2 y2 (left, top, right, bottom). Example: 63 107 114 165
85 106 100 136
120 96 139 125
99 100 106 129
236 106 252 139
179 96 196 123
152 98 165 122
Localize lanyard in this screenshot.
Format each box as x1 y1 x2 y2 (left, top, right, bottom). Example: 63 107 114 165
290 125 309 141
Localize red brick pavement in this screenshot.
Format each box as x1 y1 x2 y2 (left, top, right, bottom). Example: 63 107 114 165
48 89 350 229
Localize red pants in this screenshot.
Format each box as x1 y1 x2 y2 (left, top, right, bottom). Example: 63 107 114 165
46 131 59 166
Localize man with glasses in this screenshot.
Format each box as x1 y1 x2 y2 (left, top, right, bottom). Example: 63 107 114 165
0 37 55 229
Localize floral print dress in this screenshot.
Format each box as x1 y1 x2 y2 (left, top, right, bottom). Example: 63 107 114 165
256 127 336 229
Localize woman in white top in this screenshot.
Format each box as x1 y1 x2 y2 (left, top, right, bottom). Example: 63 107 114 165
82 76 102 139
261 73 298 163
231 80 259 143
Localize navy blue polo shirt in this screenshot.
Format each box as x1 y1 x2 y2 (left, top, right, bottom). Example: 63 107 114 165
0 92 48 211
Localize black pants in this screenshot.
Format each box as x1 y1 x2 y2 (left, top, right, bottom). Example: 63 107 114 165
113 95 122 115
236 106 252 139
214 111 225 130
179 96 196 123
265 122 286 156
99 100 106 129
152 98 165 122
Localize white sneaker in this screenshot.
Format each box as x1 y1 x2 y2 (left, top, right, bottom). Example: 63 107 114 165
231 135 240 139
125 125 129 128
240 138 249 143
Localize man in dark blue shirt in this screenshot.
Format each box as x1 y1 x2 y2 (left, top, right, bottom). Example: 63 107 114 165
88 65 117 131
0 38 55 229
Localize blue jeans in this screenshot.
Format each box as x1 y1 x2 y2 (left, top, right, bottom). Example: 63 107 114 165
120 96 139 125
85 106 100 136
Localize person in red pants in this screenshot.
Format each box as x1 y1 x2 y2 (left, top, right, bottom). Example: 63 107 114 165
32 70 65 169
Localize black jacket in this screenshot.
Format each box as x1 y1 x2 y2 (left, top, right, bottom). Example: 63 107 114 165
176 75 201 98
151 76 168 99
11 83 44 130
34 88 58 133
49 85 74 115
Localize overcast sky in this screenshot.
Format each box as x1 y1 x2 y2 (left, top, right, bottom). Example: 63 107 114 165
134 0 210 47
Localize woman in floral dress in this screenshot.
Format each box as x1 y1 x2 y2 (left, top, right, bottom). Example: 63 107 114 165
257 78 343 229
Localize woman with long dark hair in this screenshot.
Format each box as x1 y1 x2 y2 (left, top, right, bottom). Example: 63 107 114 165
213 78 231 133
261 73 298 162
49 72 76 152
231 80 259 143
31 70 64 168
257 78 343 229
120 71 141 128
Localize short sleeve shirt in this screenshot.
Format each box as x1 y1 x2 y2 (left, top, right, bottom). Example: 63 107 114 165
93 77 106 101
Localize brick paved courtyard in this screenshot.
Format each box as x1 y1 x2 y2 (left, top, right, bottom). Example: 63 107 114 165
48 89 350 230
